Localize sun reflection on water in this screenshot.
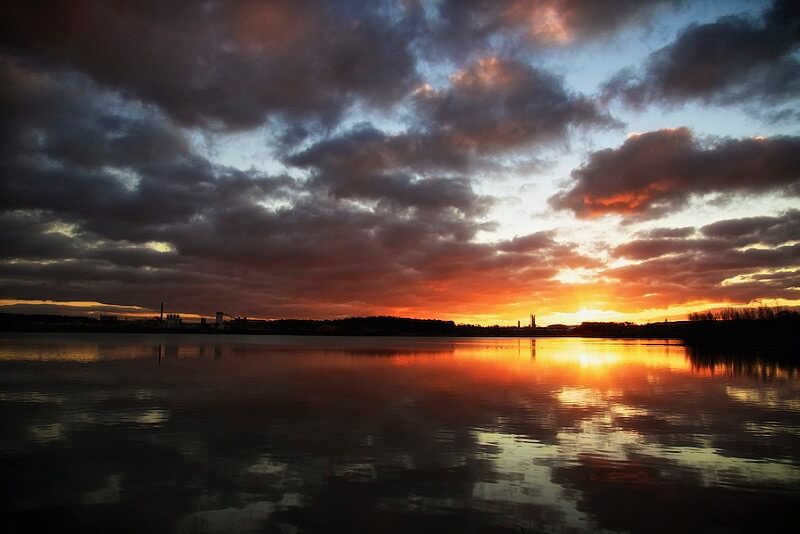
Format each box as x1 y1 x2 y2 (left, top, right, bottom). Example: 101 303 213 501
1 334 799 532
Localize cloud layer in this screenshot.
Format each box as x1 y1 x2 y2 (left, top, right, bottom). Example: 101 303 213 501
1 0 798 320
0 57 603 319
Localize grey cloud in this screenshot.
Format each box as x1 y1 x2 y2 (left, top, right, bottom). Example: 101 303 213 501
288 126 472 175
288 126 491 216
432 0 681 55
550 128 800 219
415 58 616 153
499 231 557 253
0 59 596 318
605 0 800 108
292 58 614 173
638 227 695 239
613 238 728 261
0 1 419 132
700 209 800 246
604 210 800 308
288 58 614 219
0 211 82 261
605 243 800 309
615 210 800 261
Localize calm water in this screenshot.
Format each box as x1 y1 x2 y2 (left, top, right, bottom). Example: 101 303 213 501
1 334 799 533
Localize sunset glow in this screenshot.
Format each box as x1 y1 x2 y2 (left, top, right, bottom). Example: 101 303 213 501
1 0 798 324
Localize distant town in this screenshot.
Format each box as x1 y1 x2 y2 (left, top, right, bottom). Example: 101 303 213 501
1 306 798 355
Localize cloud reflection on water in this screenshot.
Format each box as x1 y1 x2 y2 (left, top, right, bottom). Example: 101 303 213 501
0 334 798 533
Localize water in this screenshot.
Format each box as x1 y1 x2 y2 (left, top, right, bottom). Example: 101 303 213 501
1 334 798 533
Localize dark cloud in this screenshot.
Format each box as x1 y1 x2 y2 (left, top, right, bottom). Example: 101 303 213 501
605 210 800 308
700 209 800 246
637 226 695 239
287 126 491 215
415 58 616 153
498 231 557 253
614 210 800 261
284 57 612 234
287 57 614 215
550 128 800 218
433 0 681 54
0 0 420 131
0 211 82 261
2 0 797 319
288 125 471 175
0 59 296 237
613 238 727 262
605 0 800 107
292 58 613 171
605 241 800 308
0 59 600 319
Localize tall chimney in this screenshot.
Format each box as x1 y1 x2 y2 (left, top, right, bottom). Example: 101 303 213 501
160 302 164 322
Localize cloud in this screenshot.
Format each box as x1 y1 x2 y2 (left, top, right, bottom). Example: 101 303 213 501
0 59 601 319
2 1 797 321
286 125 491 215
415 57 616 153
700 209 800 246
605 210 800 308
605 243 800 309
0 59 298 238
433 0 681 52
637 226 694 239
605 0 800 108
0 211 82 261
550 128 800 218
0 1 420 131
288 57 615 208
285 57 613 237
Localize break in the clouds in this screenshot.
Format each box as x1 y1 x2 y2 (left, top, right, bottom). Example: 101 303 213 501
1 0 799 323
605 0 800 108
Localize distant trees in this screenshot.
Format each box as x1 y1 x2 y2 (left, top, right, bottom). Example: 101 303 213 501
683 306 799 354
688 306 799 322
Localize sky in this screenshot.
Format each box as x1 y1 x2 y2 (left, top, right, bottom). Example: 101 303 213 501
0 0 799 325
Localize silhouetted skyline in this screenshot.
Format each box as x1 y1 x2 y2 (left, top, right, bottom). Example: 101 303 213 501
1 1 799 325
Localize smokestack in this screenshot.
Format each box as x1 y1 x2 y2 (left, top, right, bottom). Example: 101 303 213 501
160 302 164 322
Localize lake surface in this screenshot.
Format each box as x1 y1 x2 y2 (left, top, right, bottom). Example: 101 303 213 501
1 334 799 533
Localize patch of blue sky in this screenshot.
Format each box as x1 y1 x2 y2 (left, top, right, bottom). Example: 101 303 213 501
186 125 289 175
540 0 767 94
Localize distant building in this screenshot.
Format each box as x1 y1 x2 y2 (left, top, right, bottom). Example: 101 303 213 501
99 314 118 322
165 313 181 328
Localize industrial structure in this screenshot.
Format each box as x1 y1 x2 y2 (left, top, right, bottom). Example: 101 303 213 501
165 313 181 328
